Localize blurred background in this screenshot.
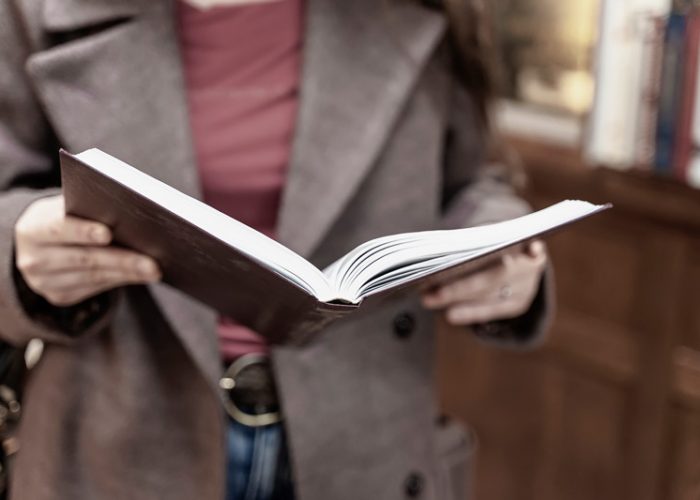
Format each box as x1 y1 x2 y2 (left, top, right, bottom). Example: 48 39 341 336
437 0 700 499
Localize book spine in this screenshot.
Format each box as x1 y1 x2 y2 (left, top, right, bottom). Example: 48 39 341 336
287 303 357 346
671 10 700 179
654 12 687 174
585 0 635 167
634 14 668 168
585 0 671 168
686 10 700 185
688 156 700 186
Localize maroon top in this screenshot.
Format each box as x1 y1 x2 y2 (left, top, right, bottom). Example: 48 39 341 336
177 0 303 360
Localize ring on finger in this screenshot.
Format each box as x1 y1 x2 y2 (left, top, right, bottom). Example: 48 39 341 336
498 284 513 300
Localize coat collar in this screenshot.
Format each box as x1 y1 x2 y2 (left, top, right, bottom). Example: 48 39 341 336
37 0 446 257
28 0 446 386
41 0 145 32
276 0 446 257
30 0 221 387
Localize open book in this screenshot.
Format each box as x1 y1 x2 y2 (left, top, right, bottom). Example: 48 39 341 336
60 149 610 343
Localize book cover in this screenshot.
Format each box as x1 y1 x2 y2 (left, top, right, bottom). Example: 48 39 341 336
655 12 687 173
635 14 668 167
672 10 700 178
585 0 671 168
60 149 610 344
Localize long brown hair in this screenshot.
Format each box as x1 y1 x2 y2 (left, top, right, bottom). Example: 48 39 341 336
420 0 524 183
438 0 496 127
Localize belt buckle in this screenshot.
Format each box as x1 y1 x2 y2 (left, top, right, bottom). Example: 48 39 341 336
219 353 282 428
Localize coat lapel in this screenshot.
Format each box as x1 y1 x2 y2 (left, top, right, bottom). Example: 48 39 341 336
277 0 446 257
29 0 221 388
41 0 144 31
32 0 203 199
26 0 445 386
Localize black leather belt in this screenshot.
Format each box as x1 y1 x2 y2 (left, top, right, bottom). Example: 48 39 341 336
219 353 282 427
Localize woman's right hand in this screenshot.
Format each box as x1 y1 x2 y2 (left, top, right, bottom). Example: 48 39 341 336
14 195 161 307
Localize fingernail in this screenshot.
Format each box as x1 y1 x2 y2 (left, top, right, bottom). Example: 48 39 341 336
529 240 544 256
446 309 463 324
422 294 441 309
138 258 157 276
91 226 110 243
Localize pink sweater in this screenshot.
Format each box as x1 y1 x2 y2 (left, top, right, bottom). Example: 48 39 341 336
177 0 303 360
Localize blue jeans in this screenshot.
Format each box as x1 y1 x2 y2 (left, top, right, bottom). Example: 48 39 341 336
225 417 295 500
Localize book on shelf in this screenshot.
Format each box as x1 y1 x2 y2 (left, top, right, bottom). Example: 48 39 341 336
654 11 687 173
671 10 700 179
59 149 610 343
585 0 671 168
585 0 700 187
635 13 667 167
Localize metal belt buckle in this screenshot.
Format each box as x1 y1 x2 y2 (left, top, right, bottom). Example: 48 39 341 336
219 353 282 428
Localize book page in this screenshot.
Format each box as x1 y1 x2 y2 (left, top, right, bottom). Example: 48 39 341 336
75 149 334 300
324 200 609 303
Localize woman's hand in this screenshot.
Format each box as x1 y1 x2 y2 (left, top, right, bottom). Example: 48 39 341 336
14 195 161 307
421 241 547 326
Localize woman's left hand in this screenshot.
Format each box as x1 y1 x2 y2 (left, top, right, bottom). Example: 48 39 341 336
421 240 547 326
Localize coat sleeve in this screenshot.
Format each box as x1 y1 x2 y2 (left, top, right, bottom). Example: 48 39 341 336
440 78 553 348
0 3 116 347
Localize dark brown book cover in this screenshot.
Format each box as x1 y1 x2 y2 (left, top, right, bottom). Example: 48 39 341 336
60 150 354 345
61 149 611 344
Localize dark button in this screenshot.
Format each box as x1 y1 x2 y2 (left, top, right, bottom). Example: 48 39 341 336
393 312 416 339
435 414 450 427
404 471 424 498
472 322 508 339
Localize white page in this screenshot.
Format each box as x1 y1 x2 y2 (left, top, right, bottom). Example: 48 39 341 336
75 149 335 300
324 200 607 302
74 149 606 306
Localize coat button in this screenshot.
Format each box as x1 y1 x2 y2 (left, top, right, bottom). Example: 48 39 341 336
393 312 415 339
404 471 424 497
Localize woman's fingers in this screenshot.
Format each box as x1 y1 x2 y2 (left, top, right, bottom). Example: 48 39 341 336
39 272 159 307
27 264 161 307
422 263 505 308
526 240 547 261
18 243 161 307
421 239 548 324
24 245 159 275
14 194 162 307
30 265 160 292
33 216 112 246
15 195 112 246
422 241 547 310
444 297 530 325
422 259 526 309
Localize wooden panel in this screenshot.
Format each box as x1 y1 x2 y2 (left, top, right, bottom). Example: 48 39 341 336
673 348 700 409
507 137 700 232
437 323 631 500
534 369 628 500
545 215 642 332
437 138 700 500
677 238 700 351
546 308 636 384
521 140 690 500
437 326 544 500
662 408 700 500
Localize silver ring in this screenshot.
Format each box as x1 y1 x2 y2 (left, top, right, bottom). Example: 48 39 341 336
498 284 513 300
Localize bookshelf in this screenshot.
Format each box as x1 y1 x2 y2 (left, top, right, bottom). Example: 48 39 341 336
437 138 700 500
509 137 700 228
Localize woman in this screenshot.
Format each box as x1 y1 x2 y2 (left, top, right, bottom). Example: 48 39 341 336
0 0 549 499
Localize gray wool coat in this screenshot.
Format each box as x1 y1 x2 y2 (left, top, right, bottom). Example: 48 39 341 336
0 0 552 499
